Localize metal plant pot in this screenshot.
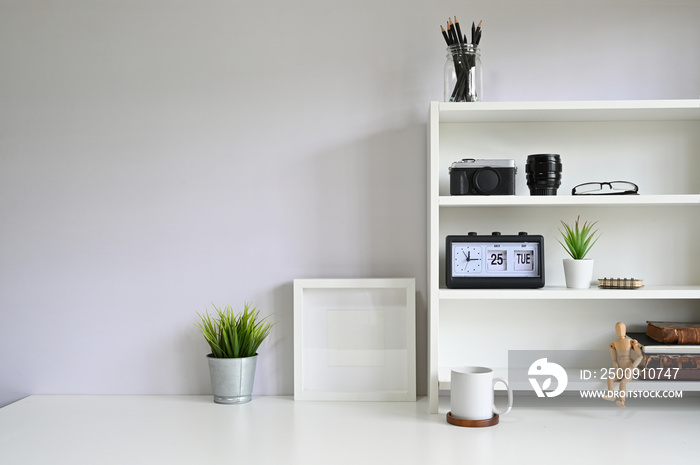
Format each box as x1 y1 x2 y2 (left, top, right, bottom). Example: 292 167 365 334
206 354 258 404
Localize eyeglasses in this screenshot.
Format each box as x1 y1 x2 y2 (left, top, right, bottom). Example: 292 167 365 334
572 181 639 196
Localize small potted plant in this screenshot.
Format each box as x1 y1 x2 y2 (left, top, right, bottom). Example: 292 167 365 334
558 215 600 289
196 302 275 404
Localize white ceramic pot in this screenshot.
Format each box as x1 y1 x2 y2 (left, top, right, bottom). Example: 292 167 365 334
563 259 594 289
207 354 258 404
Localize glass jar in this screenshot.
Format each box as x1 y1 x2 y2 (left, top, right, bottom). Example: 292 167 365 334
444 44 482 102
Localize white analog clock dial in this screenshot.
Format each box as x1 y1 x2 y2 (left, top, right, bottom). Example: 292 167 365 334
453 245 482 274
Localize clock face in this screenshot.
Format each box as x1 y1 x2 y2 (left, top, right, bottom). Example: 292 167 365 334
452 245 482 275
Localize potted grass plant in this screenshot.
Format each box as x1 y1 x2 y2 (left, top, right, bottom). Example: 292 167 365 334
558 215 600 289
196 302 275 404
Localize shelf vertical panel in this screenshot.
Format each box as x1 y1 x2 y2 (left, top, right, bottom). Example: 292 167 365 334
427 102 441 413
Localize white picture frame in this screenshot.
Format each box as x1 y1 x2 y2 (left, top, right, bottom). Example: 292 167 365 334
293 278 416 401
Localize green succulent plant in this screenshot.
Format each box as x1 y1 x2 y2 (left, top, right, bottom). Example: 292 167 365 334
558 215 600 260
196 302 275 358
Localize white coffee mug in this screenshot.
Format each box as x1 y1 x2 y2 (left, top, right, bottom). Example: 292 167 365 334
450 366 513 420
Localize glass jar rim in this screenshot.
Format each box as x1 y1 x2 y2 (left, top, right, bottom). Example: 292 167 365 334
447 43 479 53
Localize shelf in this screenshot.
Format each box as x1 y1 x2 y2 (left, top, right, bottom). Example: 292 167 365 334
438 194 700 207
427 99 700 413
438 367 700 392
436 99 700 123
438 286 700 300
438 367 510 390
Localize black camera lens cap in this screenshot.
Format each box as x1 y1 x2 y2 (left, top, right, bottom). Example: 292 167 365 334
474 168 501 193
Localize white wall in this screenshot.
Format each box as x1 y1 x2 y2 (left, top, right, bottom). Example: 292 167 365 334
1 0 698 407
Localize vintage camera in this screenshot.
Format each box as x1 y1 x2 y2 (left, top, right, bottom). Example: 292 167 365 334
449 159 516 195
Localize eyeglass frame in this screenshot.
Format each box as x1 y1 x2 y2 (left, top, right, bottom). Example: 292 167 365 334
571 181 639 196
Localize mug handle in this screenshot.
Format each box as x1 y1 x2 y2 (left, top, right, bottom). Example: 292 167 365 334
492 377 513 416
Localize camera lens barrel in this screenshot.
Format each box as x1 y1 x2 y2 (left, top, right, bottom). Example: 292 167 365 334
525 154 562 196
473 168 501 193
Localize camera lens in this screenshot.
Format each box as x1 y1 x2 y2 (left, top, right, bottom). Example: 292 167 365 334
474 168 500 194
525 154 562 196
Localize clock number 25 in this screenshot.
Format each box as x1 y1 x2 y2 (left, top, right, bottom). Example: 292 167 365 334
487 251 507 271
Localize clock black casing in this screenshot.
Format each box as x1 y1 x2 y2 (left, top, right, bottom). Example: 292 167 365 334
446 232 545 289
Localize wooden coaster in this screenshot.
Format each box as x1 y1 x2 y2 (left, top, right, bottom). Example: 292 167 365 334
446 411 499 427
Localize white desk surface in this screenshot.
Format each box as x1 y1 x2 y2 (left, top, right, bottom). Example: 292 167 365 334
1 394 698 464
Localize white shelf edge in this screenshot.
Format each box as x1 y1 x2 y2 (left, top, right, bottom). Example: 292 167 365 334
438 367 509 390
436 99 700 123
438 366 700 391
438 286 700 300
439 194 700 207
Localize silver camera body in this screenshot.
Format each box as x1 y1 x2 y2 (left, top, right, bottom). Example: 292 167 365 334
449 159 516 195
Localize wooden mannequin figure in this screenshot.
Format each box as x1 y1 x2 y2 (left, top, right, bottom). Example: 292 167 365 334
604 322 643 408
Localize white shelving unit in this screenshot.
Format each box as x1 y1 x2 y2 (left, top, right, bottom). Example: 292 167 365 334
427 99 700 413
